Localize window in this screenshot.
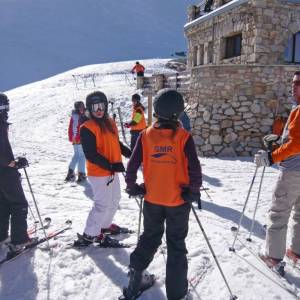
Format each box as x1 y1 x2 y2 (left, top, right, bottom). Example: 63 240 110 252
284 32 300 63
224 33 242 59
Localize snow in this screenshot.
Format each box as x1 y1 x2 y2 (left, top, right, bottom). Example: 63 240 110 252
1 59 300 300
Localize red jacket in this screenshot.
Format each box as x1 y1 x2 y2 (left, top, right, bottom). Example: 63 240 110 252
68 112 85 144
131 64 145 74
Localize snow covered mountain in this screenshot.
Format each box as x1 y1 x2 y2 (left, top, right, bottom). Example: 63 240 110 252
0 0 196 91
1 59 299 300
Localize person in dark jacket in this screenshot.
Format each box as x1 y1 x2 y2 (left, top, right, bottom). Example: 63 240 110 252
124 94 147 150
65 101 87 183
123 89 202 300
0 93 30 250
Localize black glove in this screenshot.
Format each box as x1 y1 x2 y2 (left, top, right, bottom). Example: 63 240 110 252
15 157 29 169
111 162 125 173
181 188 201 204
126 183 146 197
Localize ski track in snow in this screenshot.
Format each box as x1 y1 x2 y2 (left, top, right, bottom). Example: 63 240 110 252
1 59 299 300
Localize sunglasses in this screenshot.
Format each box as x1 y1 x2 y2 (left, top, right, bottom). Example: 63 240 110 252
91 102 106 112
0 104 9 111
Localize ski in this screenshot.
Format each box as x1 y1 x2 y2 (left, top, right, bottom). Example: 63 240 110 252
117 106 129 147
101 225 135 235
119 274 156 300
0 220 72 267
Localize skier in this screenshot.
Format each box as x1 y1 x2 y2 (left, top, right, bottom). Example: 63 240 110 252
123 89 202 300
254 71 300 267
73 91 132 247
0 93 31 250
65 101 87 183
131 62 145 77
124 94 147 150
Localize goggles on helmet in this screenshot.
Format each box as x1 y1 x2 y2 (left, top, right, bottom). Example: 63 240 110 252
91 102 106 112
0 104 9 111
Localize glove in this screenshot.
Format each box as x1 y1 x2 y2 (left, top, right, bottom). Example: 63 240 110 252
15 157 29 169
111 162 125 173
124 123 131 129
254 150 273 167
181 187 201 204
126 183 146 197
263 134 280 149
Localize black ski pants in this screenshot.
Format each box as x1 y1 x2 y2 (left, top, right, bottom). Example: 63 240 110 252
130 130 141 151
130 200 191 300
0 171 28 245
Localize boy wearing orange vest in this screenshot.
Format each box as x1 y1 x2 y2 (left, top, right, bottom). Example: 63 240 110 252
124 94 147 150
73 91 131 247
123 89 202 300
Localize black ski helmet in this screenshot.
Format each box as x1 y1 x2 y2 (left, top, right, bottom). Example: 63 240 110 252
74 101 85 111
153 89 184 120
132 93 141 102
86 91 108 113
0 93 9 113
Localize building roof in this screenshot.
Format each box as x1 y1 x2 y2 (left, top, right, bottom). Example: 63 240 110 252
184 0 250 31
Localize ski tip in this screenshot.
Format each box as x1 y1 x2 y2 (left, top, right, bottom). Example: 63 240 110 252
229 247 236 252
44 217 52 223
230 296 238 300
66 220 72 226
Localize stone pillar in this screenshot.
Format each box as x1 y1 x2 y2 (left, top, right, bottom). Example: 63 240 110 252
154 74 165 91
147 95 153 126
136 76 144 89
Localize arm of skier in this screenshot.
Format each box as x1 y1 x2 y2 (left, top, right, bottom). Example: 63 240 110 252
125 134 143 187
272 108 300 163
80 126 112 171
184 135 202 192
119 141 132 158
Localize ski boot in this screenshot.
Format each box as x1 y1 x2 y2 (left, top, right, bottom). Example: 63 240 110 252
65 168 75 182
259 254 285 276
95 233 125 248
73 233 94 247
77 172 86 183
120 268 155 300
101 224 133 235
8 237 38 253
286 248 300 265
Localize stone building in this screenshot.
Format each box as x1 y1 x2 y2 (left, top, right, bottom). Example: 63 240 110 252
184 0 300 156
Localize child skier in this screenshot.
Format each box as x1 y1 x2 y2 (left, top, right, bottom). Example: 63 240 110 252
123 89 202 300
0 93 31 251
65 101 87 183
73 91 132 247
124 94 147 150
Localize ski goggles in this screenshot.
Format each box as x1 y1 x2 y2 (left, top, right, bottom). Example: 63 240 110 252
0 104 9 111
91 102 106 112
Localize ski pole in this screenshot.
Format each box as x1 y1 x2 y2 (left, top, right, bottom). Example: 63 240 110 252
28 201 38 225
23 168 51 250
117 106 129 147
137 196 144 244
229 166 259 252
247 166 266 242
191 205 237 300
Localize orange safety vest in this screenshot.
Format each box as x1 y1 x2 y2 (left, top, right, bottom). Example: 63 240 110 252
81 118 122 177
131 107 147 131
141 125 190 207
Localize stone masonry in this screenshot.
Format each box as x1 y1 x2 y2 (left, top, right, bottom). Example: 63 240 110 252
184 0 300 156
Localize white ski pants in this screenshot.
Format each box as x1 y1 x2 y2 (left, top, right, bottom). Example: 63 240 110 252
84 175 121 237
266 170 300 259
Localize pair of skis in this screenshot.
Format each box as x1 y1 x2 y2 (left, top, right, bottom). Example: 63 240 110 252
0 220 72 267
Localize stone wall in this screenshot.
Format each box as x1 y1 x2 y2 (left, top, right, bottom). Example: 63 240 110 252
187 65 299 156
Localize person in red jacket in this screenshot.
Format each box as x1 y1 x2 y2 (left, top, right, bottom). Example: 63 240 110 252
131 61 145 77
122 89 202 300
124 94 147 150
65 101 87 183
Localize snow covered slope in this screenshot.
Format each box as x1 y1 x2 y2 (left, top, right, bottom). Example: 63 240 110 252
0 0 196 91
1 59 300 300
